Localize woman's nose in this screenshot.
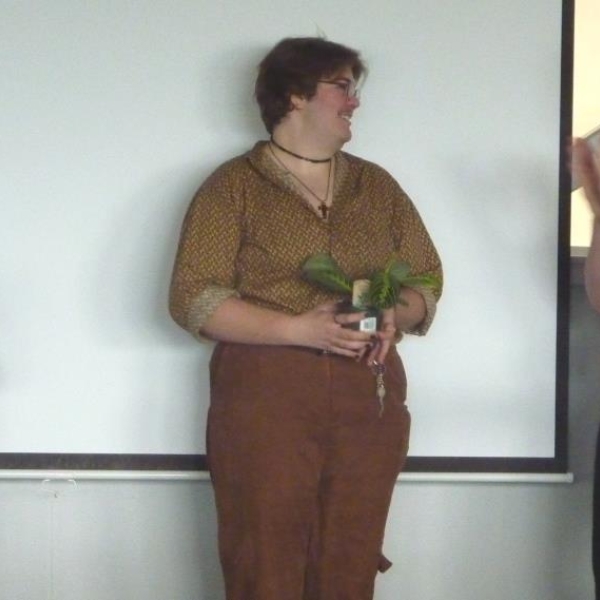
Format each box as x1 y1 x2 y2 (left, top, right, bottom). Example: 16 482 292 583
348 95 360 109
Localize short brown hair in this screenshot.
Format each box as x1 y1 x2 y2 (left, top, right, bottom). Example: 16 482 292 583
255 37 366 134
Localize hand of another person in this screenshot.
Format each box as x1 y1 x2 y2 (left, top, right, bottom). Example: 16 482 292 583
573 137 600 312
572 137 600 219
291 301 373 357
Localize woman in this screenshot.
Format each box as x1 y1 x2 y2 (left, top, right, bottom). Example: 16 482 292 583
169 37 443 600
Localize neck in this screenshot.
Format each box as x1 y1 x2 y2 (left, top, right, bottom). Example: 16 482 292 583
267 143 334 220
269 135 334 164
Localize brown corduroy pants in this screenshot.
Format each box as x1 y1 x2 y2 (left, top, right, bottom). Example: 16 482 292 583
207 343 411 600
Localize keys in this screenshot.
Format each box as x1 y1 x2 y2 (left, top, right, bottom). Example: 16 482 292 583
370 361 386 416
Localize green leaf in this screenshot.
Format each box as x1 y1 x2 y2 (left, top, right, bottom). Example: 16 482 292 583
401 274 442 290
301 253 353 295
387 260 411 285
386 258 441 292
366 269 397 309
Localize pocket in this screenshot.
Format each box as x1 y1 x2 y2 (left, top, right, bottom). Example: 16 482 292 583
377 553 393 573
384 347 408 403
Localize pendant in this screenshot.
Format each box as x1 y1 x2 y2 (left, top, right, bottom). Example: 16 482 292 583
370 361 386 416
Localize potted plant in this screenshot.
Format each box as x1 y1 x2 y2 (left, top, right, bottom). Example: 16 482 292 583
301 253 440 332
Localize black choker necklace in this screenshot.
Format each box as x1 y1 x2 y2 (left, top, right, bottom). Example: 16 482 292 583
270 137 332 164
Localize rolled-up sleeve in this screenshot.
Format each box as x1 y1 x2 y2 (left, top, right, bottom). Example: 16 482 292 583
169 166 243 339
391 185 443 336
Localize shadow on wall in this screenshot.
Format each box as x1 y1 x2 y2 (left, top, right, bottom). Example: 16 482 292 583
89 43 270 350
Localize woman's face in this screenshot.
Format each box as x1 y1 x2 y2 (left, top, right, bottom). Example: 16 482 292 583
299 65 361 147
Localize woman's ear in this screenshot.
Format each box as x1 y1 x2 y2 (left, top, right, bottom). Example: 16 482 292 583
289 93 307 112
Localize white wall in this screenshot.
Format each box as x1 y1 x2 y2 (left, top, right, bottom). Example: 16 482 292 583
0 478 591 600
0 0 566 464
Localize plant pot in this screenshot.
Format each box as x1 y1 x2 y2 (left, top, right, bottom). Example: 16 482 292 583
336 301 382 332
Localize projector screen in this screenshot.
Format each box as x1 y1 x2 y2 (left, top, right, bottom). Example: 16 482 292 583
0 0 571 472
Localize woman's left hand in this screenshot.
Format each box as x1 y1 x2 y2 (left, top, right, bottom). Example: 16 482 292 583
363 308 397 366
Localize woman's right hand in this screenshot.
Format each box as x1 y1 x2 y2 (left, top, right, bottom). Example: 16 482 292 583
290 301 374 358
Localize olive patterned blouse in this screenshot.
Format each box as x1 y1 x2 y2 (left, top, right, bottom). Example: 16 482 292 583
169 141 443 340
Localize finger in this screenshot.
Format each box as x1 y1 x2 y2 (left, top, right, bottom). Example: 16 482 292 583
335 330 374 350
326 344 363 359
368 338 392 365
327 328 373 358
333 311 367 327
377 324 396 339
375 322 397 343
354 340 376 362
366 340 381 365
334 336 372 354
313 301 343 316
366 322 395 365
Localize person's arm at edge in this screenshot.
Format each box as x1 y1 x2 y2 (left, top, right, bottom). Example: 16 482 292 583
573 138 600 311
585 221 600 312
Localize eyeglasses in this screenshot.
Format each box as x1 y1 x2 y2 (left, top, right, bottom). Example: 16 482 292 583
317 78 361 99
